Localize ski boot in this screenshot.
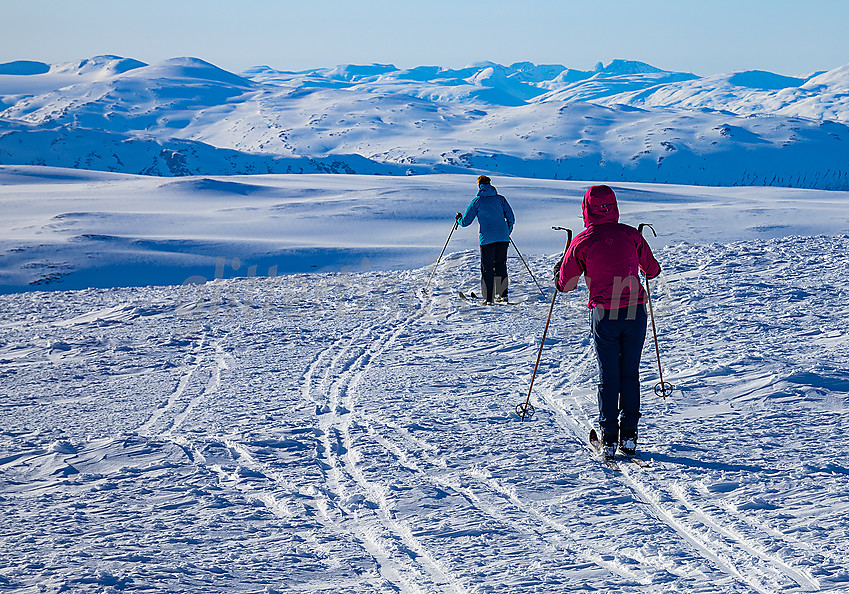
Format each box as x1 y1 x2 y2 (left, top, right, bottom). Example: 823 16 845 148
619 432 637 457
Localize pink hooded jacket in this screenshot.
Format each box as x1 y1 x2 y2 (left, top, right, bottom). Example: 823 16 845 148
556 185 661 310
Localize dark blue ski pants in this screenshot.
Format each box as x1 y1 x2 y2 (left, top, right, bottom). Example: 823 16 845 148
591 304 647 444
479 241 509 302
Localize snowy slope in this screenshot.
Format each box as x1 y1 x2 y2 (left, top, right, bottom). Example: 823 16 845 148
0 55 145 100
2 57 849 188
3 165 849 294
2 226 848 592
586 66 849 123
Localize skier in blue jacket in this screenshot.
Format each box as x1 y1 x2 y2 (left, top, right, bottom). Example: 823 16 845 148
456 175 516 304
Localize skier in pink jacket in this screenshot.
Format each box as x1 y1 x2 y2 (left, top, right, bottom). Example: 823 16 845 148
555 185 661 458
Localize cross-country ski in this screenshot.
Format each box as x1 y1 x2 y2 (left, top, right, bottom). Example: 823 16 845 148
589 428 622 471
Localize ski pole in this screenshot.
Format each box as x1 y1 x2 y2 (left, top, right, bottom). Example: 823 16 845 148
516 226 572 421
638 223 673 398
510 238 547 299
422 218 459 295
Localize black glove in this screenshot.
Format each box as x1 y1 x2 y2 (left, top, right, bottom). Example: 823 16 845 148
455 212 462 221
552 256 564 281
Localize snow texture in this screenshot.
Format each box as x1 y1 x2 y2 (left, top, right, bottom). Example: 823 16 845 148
2 169 849 592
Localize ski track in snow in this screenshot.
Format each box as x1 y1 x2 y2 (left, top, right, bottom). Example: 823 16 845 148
297 297 467 594
1 236 849 592
542 360 825 593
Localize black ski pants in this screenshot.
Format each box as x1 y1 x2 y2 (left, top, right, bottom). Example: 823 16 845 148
479 241 509 302
591 304 647 445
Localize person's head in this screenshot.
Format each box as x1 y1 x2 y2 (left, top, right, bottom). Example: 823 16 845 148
582 184 619 227
477 175 491 187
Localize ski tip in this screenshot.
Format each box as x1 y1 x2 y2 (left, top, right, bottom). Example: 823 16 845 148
589 428 599 442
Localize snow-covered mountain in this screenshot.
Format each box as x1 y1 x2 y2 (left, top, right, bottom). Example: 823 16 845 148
2 56 849 188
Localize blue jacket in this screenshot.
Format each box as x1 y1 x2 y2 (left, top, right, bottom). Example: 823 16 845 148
458 184 515 245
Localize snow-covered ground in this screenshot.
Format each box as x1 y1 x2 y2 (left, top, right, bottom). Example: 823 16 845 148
3 165 849 294
2 169 849 592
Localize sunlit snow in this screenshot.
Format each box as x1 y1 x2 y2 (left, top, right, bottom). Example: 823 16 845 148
1 54 849 593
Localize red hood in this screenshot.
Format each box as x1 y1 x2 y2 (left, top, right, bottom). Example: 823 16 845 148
582 185 619 227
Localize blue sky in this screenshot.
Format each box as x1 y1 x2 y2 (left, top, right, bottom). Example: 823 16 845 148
2 0 848 76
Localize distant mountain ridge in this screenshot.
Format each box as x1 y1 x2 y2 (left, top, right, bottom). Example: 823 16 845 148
1 55 849 189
